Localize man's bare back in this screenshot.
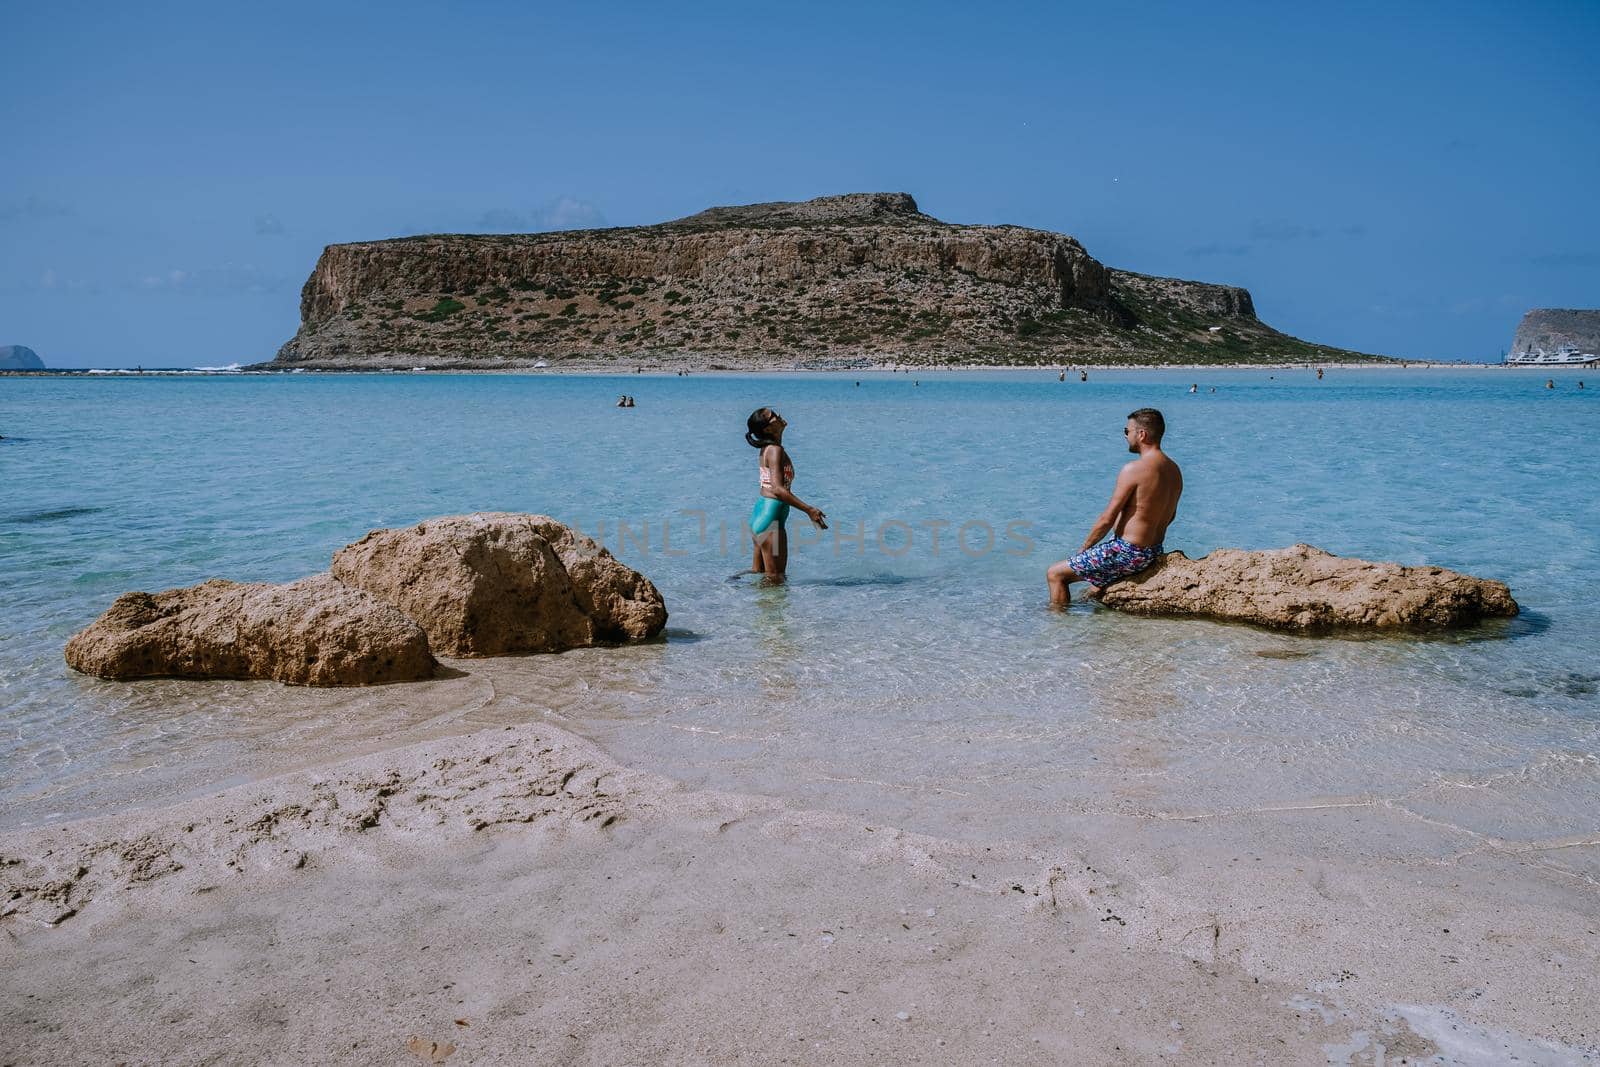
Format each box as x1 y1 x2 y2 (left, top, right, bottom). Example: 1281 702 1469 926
1113 449 1182 549
1047 409 1182 606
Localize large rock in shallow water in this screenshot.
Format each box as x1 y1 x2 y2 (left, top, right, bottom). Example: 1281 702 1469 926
1099 544 1518 633
65 574 437 685
330 513 667 656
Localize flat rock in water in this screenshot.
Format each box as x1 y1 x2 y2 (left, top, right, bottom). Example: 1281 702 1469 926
330 512 668 656
1099 543 1518 633
65 573 437 685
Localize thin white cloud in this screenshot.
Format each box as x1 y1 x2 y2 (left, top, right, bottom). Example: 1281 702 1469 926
0 196 74 223
1249 220 1323 242
474 208 528 232
134 264 286 294
1187 242 1251 257
534 196 604 231
472 197 606 234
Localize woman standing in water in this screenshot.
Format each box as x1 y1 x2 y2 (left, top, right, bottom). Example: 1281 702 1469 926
746 407 827 582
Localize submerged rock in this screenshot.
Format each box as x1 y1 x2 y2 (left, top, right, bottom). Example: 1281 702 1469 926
330 513 667 656
65 573 437 685
1099 544 1518 633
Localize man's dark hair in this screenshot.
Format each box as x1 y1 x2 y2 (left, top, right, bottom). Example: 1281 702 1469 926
1128 408 1165 442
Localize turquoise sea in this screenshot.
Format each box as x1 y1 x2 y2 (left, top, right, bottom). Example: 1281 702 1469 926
2 369 1597 856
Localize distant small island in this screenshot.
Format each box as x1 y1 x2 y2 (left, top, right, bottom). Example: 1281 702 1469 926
0 345 45 371
268 193 1390 370
1509 308 1600 359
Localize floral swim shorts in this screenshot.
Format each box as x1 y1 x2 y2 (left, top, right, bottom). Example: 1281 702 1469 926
1065 537 1163 589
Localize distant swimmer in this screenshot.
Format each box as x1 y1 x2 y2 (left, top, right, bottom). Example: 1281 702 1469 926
1080 370 1088 382
1059 370 1066 382
1580 381 1586 389
616 395 628 407
1547 379 1556 389
1189 383 1197 394
1209 387 1216 394
1317 368 1324 380
1048 408 1182 608
745 407 828 584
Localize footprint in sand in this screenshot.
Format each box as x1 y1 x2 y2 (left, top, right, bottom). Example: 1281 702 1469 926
406 1036 456 1063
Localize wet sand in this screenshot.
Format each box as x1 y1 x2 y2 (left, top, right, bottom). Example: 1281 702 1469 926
3 718 1596 1065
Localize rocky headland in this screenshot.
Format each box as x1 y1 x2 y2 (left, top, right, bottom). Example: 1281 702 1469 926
1509 308 1600 357
270 193 1387 370
1099 543 1518 632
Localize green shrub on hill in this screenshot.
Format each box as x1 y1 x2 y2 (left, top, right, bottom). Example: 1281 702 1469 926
415 298 466 323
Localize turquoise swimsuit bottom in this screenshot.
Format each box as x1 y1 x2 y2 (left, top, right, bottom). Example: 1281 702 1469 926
749 497 790 535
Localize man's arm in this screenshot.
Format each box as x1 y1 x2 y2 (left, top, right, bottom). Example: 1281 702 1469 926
1079 465 1137 552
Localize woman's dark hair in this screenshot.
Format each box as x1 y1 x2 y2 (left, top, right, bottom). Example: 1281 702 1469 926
746 407 778 449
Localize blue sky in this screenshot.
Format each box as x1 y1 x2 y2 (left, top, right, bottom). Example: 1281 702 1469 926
4 0 1597 367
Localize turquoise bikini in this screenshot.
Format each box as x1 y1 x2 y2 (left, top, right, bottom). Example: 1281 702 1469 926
749 496 790 535
750 450 794 535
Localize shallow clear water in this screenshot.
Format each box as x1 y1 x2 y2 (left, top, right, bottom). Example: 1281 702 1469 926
2 369 1596 848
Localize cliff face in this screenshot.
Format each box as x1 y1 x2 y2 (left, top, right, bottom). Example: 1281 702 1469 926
273 193 1380 368
1510 309 1600 357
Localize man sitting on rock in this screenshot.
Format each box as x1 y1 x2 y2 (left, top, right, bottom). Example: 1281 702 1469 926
1048 408 1183 607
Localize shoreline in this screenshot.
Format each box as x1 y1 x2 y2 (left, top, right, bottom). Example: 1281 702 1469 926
6 360 1593 378
3 714 1596 1063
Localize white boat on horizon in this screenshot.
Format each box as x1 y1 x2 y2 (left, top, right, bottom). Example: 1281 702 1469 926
1505 345 1598 366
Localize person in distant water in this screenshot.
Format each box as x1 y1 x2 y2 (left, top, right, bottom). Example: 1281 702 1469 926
1047 408 1183 607
1189 383 1198 394
1209 387 1216 394
1317 367 1324 380
745 407 828 583
1080 370 1088 382
1059 370 1066 382
1579 381 1585 389
616 395 628 407
1547 379 1556 389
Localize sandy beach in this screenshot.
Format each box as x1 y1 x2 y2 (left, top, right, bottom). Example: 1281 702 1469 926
4 707 1596 1065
